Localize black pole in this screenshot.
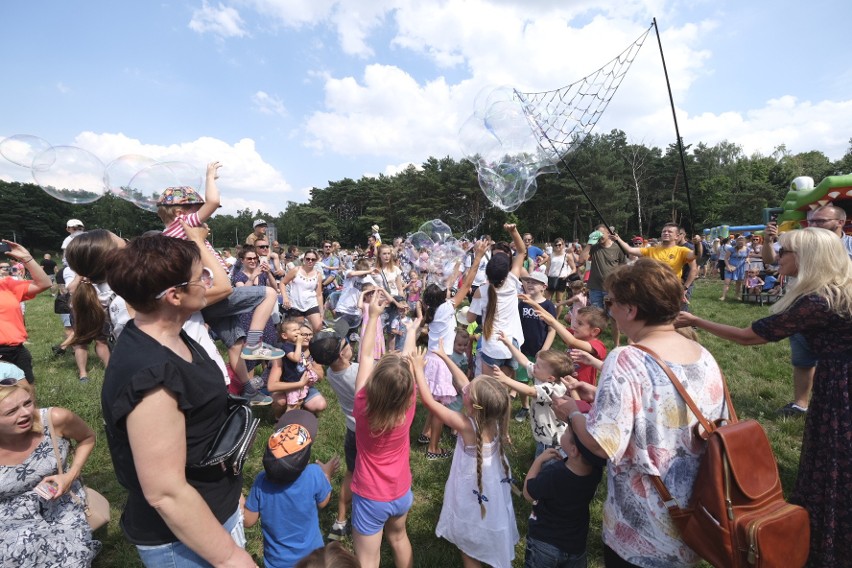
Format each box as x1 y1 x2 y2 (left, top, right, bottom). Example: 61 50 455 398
653 18 695 234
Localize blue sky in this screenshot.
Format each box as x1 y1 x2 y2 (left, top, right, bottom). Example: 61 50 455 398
2 0 850 215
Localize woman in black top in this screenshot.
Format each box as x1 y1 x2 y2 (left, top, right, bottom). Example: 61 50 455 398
102 233 255 568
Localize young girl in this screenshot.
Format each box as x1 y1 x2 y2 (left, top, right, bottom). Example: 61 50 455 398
351 293 419 568
559 279 588 329
404 270 422 313
746 269 765 296
720 235 749 301
266 320 327 418
420 241 487 459
357 284 385 362
414 345 519 567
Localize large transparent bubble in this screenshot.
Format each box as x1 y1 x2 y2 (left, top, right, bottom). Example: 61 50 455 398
104 154 158 201
417 219 453 244
31 146 107 204
0 134 52 168
127 161 202 212
404 220 469 288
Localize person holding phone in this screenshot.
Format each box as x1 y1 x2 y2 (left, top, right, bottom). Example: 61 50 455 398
0 240 52 383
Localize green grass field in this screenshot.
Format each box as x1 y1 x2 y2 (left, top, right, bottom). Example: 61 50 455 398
21 276 803 567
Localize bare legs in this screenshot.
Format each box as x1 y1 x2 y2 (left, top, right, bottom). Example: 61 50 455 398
354 513 413 568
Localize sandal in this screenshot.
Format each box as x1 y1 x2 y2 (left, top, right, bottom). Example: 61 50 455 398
425 448 452 460
417 434 431 444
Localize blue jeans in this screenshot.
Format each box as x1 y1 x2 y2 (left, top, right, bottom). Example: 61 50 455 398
588 289 607 309
525 537 588 568
136 508 246 567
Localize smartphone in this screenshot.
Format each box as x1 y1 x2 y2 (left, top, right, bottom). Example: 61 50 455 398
763 207 784 225
0 242 11 254
557 447 568 460
34 480 58 499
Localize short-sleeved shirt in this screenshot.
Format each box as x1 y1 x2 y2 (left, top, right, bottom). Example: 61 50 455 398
527 460 602 554
519 298 556 358
327 363 358 433
163 212 229 272
245 467 331 568
640 245 694 278
40 258 57 275
529 370 568 446
101 321 241 545
526 245 544 262
427 300 457 355
576 338 606 387
471 273 525 360
585 345 726 567
586 242 626 290
0 278 35 345
351 387 416 501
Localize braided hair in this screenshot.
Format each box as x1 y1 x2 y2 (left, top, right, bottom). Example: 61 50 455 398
468 375 512 518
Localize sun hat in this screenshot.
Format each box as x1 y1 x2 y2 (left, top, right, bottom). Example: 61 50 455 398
156 187 204 205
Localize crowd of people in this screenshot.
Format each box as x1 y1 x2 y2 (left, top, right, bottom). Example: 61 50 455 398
1 160 850 568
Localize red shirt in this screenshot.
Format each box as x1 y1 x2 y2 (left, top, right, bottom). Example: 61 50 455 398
577 338 607 387
0 278 36 345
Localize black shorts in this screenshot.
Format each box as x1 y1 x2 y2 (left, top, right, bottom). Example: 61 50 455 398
287 305 320 318
344 428 357 472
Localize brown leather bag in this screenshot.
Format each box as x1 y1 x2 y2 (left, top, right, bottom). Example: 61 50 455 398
634 345 810 568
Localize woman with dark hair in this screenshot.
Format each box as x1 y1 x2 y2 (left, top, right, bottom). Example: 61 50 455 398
554 258 727 567
280 248 324 332
677 227 852 567
0 240 51 383
101 233 255 568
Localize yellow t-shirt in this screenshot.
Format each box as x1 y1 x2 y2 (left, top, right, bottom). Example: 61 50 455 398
640 245 694 278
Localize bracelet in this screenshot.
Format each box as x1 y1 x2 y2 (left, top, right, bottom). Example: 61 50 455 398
568 411 583 422
21 256 33 263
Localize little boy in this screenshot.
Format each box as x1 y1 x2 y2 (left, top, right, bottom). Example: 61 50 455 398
310 329 359 541
265 319 327 418
390 307 412 352
515 271 557 422
492 338 574 456
155 161 283 404
449 328 470 376
523 426 604 567
244 410 340 567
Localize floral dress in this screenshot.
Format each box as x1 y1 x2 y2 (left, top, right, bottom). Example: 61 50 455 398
0 408 101 567
752 294 852 568
232 271 277 346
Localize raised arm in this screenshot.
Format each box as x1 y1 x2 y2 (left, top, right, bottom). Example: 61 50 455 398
612 233 642 257
762 223 779 265
354 292 387 392
506 224 526 277
4 241 51 296
451 239 487 308
411 347 469 433
181 221 232 305
519 294 595 354
197 161 222 223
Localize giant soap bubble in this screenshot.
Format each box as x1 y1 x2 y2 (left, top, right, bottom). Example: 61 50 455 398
105 154 158 202
402 219 467 288
126 161 203 212
459 85 558 212
31 146 107 204
0 135 52 168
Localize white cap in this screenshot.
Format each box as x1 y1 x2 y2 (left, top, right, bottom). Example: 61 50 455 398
66 219 84 228
253 219 267 228
522 271 548 286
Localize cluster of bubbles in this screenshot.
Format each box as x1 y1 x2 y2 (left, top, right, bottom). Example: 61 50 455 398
0 134 202 212
458 86 558 212
399 219 467 289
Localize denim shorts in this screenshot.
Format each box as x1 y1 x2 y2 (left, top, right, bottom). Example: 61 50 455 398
789 333 817 368
136 508 245 567
480 338 520 370
525 537 588 568
352 489 413 536
202 286 269 347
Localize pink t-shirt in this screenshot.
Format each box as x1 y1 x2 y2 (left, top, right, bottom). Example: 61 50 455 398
163 212 229 272
351 387 415 501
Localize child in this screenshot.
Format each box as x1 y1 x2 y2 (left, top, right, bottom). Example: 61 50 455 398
514 271 557 422
416 346 520 567
334 258 375 332
243 410 340 567
357 284 385 361
559 280 588 329
746 269 765 295
390 307 412 352
450 328 471 376
420 241 488 459
404 269 422 313
294 542 359 568
523 426 604 567
370 224 382 247
521 298 608 393
310 330 360 542
492 337 574 456
266 319 327 418
156 161 283 404
350 293 418 568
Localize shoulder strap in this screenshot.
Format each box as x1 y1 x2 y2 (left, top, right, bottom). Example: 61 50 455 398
45 409 87 509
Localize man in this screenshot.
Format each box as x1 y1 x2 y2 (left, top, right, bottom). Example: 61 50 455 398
245 219 268 246
523 233 544 263
677 228 703 307
220 248 237 276
319 240 340 300
763 204 851 416
614 223 698 301
61 219 85 262
578 225 627 345
40 253 58 296
254 239 284 280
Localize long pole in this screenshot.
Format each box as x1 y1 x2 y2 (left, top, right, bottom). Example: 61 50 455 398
653 18 696 233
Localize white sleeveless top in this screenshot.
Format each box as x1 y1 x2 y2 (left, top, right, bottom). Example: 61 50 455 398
290 268 320 311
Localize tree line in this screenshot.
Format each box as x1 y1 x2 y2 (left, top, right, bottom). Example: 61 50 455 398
3 130 850 253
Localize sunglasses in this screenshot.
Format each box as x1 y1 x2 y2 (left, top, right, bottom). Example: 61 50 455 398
0 377 25 386
303 257 318 262
777 247 794 258
603 297 617 309
155 267 215 299
243 256 258 261
256 245 269 249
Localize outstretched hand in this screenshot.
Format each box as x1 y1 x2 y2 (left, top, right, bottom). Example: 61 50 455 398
206 161 222 180
368 289 389 318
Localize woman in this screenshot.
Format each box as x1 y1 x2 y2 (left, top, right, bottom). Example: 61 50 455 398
545 238 576 317
555 258 727 567
101 234 255 568
677 227 852 567
281 248 324 332
719 235 748 301
0 240 52 383
0 377 100 566
233 247 278 346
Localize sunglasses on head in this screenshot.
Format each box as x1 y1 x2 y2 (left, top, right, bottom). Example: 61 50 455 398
0 377 25 387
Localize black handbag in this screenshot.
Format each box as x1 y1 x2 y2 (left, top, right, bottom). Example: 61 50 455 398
54 292 71 314
188 395 260 476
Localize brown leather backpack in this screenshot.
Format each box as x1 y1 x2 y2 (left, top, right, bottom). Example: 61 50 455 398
634 345 810 568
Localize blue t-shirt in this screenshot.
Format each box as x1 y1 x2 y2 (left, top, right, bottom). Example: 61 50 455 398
519 298 556 358
527 245 544 262
246 465 332 568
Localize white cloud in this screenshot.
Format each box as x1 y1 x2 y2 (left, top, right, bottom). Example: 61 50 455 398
56 82 70 94
189 1 248 38
251 91 287 117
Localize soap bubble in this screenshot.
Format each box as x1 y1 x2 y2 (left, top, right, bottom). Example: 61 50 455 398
417 219 453 244
126 161 202 212
403 220 468 288
31 146 107 204
0 134 52 168
104 154 158 201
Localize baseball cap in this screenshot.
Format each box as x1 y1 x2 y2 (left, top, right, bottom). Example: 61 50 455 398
587 231 603 245
262 410 318 483
253 219 267 228
456 306 470 326
66 219 84 229
0 361 26 381
308 321 350 366
156 187 204 205
521 271 548 286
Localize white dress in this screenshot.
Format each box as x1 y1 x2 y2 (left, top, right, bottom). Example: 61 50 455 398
435 419 519 567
